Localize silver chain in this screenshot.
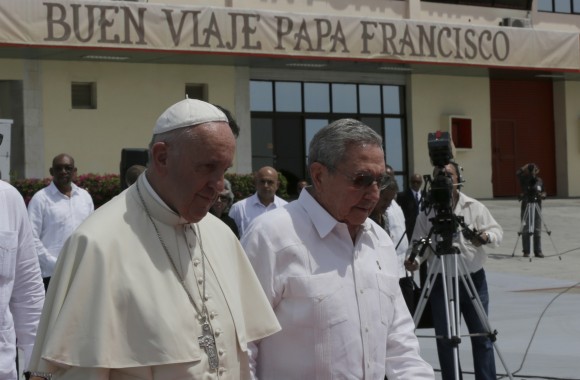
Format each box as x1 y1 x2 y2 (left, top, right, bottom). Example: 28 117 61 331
136 181 208 322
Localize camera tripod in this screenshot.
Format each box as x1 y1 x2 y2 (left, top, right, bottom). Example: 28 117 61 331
511 199 558 257
413 237 514 380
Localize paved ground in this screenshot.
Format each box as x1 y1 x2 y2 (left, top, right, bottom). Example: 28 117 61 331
415 197 580 380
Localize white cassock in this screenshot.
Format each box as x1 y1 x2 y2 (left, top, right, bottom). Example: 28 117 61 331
28 174 280 379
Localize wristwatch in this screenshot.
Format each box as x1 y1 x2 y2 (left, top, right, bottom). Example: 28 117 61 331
24 371 52 380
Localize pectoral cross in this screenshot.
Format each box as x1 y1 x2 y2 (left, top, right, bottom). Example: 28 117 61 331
198 322 219 371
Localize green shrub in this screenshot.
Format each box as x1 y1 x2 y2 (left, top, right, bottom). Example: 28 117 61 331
12 171 289 209
12 174 122 209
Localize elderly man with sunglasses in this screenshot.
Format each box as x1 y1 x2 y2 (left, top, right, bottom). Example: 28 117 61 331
242 119 434 379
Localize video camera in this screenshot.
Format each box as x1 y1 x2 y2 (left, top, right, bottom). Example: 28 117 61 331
520 163 543 203
408 131 484 262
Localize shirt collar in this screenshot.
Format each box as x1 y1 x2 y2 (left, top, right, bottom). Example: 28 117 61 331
298 188 373 240
48 181 80 196
250 192 279 208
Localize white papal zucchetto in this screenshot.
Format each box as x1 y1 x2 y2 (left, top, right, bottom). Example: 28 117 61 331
153 98 228 135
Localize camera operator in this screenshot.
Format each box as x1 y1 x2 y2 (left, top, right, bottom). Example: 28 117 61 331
405 162 503 380
516 163 546 258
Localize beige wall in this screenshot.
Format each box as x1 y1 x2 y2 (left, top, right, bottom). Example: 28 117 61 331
564 81 580 196
38 61 237 176
0 59 23 80
409 74 493 198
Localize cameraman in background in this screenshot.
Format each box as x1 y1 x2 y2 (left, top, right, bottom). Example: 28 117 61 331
516 163 547 258
406 161 503 380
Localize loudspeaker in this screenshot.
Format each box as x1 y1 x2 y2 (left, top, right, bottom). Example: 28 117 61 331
120 148 148 190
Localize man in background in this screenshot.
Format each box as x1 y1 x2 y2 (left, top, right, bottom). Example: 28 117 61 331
27 153 94 291
0 133 45 379
125 164 146 187
229 166 287 237
406 162 502 380
516 163 546 258
398 173 423 241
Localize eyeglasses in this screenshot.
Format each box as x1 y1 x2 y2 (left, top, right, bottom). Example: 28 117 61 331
334 168 391 191
215 195 229 203
52 165 74 172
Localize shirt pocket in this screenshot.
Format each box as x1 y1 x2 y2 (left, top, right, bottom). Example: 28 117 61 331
0 231 18 301
283 273 348 329
48 202 70 228
376 272 398 327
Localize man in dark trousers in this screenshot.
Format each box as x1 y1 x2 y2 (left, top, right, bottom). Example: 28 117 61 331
398 173 423 241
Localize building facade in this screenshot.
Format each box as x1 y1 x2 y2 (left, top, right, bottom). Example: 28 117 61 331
1 0 579 198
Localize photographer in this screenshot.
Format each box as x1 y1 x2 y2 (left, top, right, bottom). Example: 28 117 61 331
516 163 546 258
405 162 503 380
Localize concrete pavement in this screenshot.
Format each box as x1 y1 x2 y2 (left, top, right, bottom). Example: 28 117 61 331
415 197 580 380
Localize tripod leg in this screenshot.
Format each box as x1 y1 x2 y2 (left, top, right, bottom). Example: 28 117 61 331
535 203 560 255
513 203 531 256
429 255 462 380
413 257 440 328
457 258 514 380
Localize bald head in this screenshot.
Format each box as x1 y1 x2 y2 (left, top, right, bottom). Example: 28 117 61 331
255 166 280 206
50 153 77 194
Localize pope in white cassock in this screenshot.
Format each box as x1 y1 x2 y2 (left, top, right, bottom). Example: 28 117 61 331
27 99 281 380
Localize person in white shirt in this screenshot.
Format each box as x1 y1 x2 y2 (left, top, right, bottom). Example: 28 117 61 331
405 162 503 380
242 118 434 379
370 174 415 314
27 153 94 291
0 179 45 379
228 166 288 237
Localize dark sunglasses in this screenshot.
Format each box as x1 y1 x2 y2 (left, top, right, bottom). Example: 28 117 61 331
335 168 391 191
215 195 229 202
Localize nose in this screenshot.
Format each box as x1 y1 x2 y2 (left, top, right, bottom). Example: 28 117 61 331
365 182 381 201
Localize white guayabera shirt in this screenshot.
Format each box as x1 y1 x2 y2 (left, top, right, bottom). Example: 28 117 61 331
243 189 435 380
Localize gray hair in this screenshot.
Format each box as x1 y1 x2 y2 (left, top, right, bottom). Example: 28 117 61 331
308 119 383 171
147 127 196 165
223 178 234 204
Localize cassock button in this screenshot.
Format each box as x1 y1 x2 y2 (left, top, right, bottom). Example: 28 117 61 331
197 278 203 285
218 368 226 375
210 311 218 319
215 329 222 337
204 295 210 301
360 289 364 294
193 259 200 266
218 349 225 356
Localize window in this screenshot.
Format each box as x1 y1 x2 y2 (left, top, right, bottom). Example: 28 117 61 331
421 0 532 10
538 0 580 13
71 82 96 109
185 83 207 101
250 80 408 195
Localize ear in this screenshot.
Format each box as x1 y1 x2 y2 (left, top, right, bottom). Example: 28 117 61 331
49 167 54 177
309 162 327 189
149 142 169 175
